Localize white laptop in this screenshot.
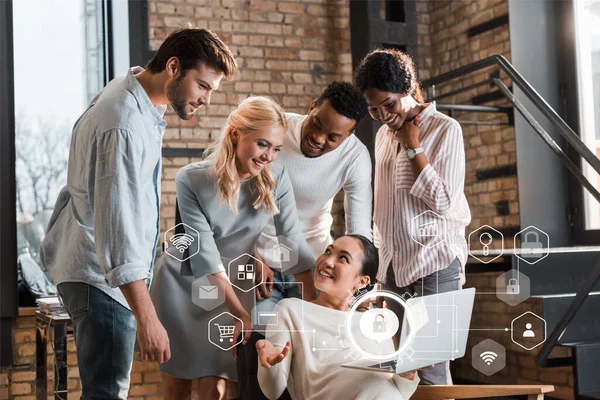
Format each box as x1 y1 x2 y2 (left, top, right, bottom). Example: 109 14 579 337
342 288 476 374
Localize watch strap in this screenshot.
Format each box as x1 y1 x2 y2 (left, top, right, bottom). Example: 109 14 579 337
407 147 424 159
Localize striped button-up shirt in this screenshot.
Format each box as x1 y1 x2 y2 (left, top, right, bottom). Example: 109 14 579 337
373 103 471 287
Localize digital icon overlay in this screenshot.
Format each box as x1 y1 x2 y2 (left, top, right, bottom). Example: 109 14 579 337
208 312 243 351
511 311 547 350
261 235 300 273
496 269 530 306
411 210 447 248
358 308 400 344
192 276 225 311
227 253 263 293
514 226 549 265
346 290 415 361
472 339 506 376
468 225 504 264
164 223 200 262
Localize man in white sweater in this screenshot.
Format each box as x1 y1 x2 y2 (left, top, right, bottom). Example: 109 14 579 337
255 82 372 315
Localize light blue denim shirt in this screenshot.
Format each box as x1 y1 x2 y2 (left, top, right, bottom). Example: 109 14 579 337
41 67 167 310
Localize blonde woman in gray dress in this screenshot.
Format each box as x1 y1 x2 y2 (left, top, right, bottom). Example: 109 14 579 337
150 96 317 400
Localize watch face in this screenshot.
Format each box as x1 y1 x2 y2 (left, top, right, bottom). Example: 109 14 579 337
406 149 415 159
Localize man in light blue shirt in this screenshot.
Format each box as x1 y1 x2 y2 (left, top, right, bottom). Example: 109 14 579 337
41 29 236 399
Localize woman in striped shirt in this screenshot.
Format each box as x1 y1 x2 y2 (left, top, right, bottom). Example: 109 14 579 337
354 48 471 386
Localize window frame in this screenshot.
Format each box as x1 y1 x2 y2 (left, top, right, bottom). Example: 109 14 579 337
0 0 17 367
557 0 600 245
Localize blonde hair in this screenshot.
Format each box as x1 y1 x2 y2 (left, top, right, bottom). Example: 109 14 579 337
206 96 287 214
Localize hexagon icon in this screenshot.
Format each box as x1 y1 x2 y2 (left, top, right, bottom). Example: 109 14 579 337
228 253 263 293
251 304 281 330
472 339 506 376
191 275 225 311
511 311 547 351
260 235 300 273
410 210 447 248
496 269 530 306
251 279 305 330
164 223 200 262
208 312 243 351
468 225 504 264
514 226 549 265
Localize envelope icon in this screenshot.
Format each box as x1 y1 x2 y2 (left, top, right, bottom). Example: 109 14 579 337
199 285 218 300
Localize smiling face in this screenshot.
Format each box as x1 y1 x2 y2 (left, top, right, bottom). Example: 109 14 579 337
165 59 224 120
314 236 370 298
363 87 417 131
299 99 356 158
234 124 285 179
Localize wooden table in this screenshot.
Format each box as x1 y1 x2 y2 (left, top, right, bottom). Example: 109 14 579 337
35 311 71 400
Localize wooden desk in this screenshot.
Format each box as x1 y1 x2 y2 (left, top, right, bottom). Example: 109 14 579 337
35 311 71 400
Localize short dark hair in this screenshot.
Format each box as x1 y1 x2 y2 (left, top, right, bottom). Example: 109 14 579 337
147 28 237 78
347 234 379 285
353 49 424 103
314 82 368 126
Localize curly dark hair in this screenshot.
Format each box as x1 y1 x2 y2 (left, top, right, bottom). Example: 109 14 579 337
147 28 237 78
314 81 368 126
353 49 424 103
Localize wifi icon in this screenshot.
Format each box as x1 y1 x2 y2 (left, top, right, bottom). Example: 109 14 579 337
164 223 200 262
472 339 505 376
479 351 498 365
170 233 195 253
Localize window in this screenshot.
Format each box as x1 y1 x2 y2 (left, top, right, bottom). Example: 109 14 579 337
13 1 107 303
11 0 131 305
573 0 600 230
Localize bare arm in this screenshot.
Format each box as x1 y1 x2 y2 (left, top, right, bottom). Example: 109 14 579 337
120 280 170 363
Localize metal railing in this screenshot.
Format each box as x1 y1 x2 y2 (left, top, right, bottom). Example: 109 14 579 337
421 55 600 368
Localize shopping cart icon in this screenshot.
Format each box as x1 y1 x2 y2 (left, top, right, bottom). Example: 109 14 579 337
214 323 235 343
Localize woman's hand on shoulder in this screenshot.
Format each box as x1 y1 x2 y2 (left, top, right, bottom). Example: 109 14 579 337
256 339 291 368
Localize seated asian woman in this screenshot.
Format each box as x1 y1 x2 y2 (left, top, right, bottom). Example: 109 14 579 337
257 235 419 400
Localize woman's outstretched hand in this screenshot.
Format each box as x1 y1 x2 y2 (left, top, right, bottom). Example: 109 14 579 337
256 339 291 368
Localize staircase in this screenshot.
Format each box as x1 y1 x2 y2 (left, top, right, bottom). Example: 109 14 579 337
422 55 600 399
520 251 600 399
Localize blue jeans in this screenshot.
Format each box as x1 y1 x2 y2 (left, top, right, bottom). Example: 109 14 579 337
254 269 302 316
57 282 136 400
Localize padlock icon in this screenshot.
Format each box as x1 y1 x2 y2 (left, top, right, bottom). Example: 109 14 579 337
521 231 543 258
506 278 520 295
373 314 387 333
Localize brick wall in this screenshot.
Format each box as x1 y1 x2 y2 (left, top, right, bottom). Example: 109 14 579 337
0 311 171 400
417 0 518 234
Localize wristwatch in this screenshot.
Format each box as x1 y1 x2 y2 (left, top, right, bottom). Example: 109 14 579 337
406 147 424 160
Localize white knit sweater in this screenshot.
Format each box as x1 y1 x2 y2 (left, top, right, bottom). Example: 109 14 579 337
257 298 420 400
258 113 373 267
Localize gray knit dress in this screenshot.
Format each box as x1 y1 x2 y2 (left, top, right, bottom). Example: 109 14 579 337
150 159 314 380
